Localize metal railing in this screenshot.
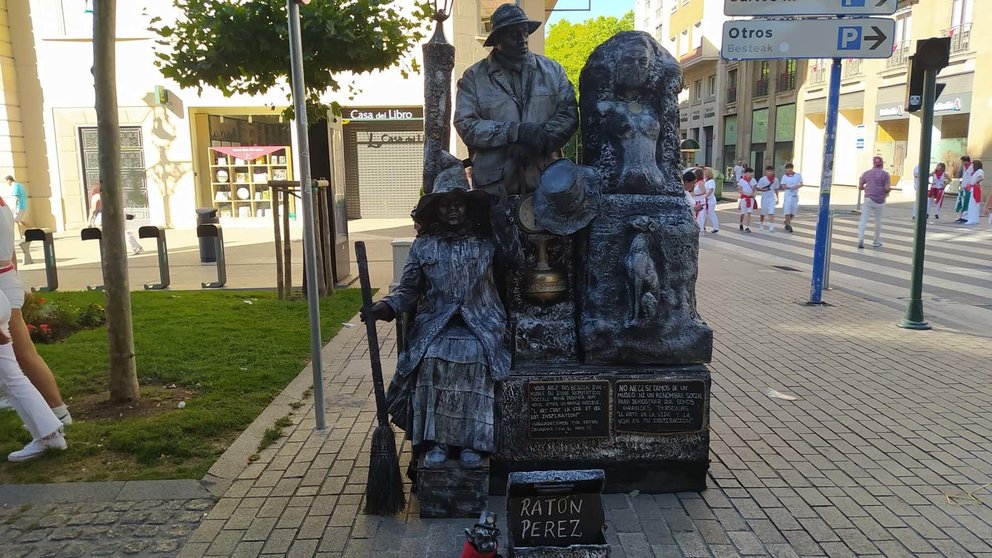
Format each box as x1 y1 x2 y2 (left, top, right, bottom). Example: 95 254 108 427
887 41 912 69
943 23 972 53
754 77 769 97
842 58 863 79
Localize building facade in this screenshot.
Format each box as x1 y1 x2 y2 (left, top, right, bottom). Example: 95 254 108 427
0 0 556 231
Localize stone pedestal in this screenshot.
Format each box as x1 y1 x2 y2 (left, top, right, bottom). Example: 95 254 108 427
579 194 712 365
416 457 490 518
493 364 710 494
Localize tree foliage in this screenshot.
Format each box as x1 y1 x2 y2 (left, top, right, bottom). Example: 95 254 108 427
150 0 430 118
545 11 635 97
545 11 634 162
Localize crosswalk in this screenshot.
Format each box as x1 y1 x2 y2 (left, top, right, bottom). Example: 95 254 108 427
699 201 992 331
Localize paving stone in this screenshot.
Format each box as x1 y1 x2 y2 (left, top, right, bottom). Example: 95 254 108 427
674 531 710 558
727 531 765 556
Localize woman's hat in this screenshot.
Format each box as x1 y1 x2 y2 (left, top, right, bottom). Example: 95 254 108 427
413 152 490 226
534 159 601 235
484 4 542 47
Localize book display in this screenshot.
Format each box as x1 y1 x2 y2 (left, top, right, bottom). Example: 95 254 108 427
208 146 294 220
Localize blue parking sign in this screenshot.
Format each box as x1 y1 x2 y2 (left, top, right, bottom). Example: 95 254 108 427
842 0 867 7
837 26 862 50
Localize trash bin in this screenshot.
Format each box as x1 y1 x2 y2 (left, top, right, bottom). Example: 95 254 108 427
195 208 219 263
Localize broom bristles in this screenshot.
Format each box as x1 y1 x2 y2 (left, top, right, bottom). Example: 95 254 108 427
365 423 406 515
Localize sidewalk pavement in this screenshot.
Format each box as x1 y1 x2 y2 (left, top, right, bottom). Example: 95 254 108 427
2 219 990 557
179 245 990 557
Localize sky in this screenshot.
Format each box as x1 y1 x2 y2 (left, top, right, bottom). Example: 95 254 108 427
544 0 635 32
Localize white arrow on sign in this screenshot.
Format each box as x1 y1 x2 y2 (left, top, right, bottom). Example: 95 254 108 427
721 18 896 60
725 0 898 17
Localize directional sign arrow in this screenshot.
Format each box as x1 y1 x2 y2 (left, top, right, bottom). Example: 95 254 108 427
866 26 887 50
876 0 887 6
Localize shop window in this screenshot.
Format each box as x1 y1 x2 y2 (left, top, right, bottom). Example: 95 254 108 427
775 104 796 142
751 108 769 145
79 127 149 221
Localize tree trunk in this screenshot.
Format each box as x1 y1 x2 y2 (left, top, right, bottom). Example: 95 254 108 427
94 0 140 403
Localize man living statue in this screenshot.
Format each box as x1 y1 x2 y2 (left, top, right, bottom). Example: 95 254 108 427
454 3 578 202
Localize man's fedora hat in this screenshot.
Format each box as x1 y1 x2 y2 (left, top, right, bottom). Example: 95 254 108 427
534 159 601 236
484 4 542 47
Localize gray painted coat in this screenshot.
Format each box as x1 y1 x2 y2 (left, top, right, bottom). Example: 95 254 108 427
383 234 511 381
454 52 579 194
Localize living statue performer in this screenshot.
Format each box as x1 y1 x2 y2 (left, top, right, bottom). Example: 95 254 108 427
367 153 511 469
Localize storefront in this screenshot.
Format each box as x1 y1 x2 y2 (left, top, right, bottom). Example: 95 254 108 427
773 103 796 171
341 106 424 219
723 115 737 176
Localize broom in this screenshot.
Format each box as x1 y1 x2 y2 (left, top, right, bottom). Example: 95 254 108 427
356 241 406 515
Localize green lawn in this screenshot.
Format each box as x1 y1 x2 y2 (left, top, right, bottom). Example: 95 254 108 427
0 289 364 483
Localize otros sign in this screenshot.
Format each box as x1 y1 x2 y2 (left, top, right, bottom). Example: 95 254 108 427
725 0 897 16
721 18 895 60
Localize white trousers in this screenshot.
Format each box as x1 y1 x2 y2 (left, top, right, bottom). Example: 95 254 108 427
0 290 62 440
695 195 720 231
126 230 142 252
858 198 885 243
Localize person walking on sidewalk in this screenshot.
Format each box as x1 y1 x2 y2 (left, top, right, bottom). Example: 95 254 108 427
927 162 950 220
857 155 891 249
0 197 67 462
699 167 720 234
756 165 779 232
4 176 31 264
683 169 702 219
691 168 707 232
963 160 983 226
780 163 803 233
954 155 974 223
737 167 756 233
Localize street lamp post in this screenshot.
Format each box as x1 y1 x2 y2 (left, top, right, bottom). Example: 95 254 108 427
422 0 455 194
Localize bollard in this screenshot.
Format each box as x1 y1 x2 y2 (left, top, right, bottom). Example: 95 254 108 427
138 226 170 290
196 224 226 288
24 229 58 292
80 227 105 291
824 210 835 291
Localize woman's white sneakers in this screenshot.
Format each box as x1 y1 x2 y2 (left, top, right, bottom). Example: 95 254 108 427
7 429 67 462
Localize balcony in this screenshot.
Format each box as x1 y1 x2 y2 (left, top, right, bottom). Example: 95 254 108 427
777 72 797 92
726 86 737 104
887 41 911 69
754 78 769 97
943 23 972 53
842 58 863 79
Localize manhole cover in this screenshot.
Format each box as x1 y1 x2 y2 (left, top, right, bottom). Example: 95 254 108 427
773 265 802 272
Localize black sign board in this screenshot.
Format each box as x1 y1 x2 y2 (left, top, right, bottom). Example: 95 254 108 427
614 380 706 434
528 381 610 439
507 470 607 549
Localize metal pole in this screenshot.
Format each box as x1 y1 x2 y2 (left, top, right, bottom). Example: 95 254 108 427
287 0 327 430
809 58 842 304
898 66 936 330
823 210 834 290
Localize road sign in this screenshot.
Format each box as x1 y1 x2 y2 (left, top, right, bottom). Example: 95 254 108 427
721 18 895 60
725 0 898 16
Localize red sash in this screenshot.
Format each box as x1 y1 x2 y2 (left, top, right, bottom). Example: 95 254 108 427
928 187 944 204
0 264 14 274
740 195 755 209
972 184 982 204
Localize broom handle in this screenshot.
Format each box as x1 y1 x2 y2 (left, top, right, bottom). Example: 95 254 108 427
355 241 390 427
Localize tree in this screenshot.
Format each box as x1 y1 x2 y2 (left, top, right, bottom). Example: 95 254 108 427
545 11 635 162
150 0 430 119
94 0 141 403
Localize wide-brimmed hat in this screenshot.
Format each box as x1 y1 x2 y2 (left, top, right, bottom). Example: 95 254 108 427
484 4 542 47
414 152 490 226
534 159 601 235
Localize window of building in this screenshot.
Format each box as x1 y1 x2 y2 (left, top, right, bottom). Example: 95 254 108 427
79 127 150 221
779 60 798 91
40 0 148 39
693 80 702 102
755 62 770 97
707 75 717 98
726 69 738 103
692 22 702 50
679 29 689 56
952 0 974 26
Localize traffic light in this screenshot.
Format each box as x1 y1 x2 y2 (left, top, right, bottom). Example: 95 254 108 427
905 38 950 113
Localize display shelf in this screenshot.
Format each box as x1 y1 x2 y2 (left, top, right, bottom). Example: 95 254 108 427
208 146 294 219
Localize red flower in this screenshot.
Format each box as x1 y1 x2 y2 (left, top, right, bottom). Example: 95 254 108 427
40 324 50 333
37 298 46 304
27 324 36 332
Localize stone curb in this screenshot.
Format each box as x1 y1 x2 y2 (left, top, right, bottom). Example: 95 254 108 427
0 479 211 505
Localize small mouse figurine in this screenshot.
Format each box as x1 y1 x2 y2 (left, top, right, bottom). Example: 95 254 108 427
461 511 502 558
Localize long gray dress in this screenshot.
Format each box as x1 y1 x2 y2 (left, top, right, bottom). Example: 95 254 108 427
383 233 510 453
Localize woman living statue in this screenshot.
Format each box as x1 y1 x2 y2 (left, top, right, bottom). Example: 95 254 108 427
365 153 510 469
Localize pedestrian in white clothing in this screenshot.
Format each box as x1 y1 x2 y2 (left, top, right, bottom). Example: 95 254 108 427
0 199 66 461
756 165 779 232
780 163 802 233
695 167 719 233
927 163 950 220
737 167 756 233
